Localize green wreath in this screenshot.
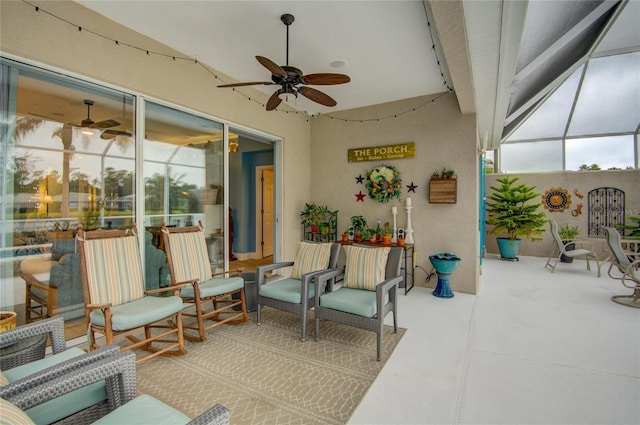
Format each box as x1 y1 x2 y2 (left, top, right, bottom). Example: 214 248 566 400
365 165 402 203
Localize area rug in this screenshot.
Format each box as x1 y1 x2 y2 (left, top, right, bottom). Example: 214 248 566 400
134 308 406 425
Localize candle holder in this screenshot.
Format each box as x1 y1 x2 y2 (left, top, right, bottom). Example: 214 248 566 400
391 209 398 243
405 205 414 244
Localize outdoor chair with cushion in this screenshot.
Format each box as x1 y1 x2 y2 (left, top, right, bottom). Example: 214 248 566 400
77 225 186 363
256 241 340 341
604 227 640 308
314 245 403 361
545 219 602 276
161 221 247 342
1 350 230 425
0 316 122 424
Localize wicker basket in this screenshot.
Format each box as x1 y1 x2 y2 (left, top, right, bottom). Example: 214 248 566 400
0 311 17 332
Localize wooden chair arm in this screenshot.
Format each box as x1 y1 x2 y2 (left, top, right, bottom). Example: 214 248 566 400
211 268 244 278
145 284 188 295
86 303 112 310
20 273 50 291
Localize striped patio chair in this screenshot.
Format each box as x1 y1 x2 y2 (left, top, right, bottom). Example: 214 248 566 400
161 221 247 342
77 226 186 363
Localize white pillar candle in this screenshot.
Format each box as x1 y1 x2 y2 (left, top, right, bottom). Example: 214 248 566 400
392 206 397 214
406 197 412 207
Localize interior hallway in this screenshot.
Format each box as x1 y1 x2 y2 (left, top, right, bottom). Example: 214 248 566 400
351 255 639 424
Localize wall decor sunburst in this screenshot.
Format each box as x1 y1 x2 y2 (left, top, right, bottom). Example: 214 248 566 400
542 187 572 212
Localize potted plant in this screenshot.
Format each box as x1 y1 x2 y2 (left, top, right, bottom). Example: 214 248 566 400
350 215 368 243
486 176 547 260
558 224 581 263
341 231 349 242
300 203 321 233
382 221 392 245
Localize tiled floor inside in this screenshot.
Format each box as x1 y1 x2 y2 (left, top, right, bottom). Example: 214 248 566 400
349 255 639 424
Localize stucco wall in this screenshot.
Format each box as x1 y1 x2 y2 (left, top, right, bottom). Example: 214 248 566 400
485 170 640 258
311 93 480 294
0 0 310 262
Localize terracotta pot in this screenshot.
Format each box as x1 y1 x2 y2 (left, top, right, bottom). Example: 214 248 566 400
397 238 405 246
382 235 392 245
342 234 349 242
354 235 363 243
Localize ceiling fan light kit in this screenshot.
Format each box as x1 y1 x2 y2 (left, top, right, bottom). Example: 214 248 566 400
217 13 350 111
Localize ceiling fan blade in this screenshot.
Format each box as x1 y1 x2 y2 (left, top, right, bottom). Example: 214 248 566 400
91 119 120 129
298 86 337 107
302 73 351 85
100 129 131 140
217 81 275 88
266 91 283 111
256 56 287 78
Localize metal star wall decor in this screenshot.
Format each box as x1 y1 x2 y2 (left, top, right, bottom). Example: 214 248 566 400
355 191 366 202
356 175 365 184
407 182 418 193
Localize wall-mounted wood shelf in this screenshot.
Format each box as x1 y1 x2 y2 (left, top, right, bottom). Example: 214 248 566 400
429 179 457 204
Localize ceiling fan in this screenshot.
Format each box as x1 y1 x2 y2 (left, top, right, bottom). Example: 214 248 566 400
217 13 350 111
75 99 120 129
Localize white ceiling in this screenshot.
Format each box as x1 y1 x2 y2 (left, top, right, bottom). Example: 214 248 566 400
76 0 453 116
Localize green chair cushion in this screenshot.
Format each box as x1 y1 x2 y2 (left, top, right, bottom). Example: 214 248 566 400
3 348 106 425
320 287 388 317
259 278 313 304
92 394 191 425
89 295 183 330
180 276 244 298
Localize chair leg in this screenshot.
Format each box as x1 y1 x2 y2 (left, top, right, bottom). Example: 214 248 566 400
314 314 320 342
257 303 262 325
376 329 382 362
300 310 307 342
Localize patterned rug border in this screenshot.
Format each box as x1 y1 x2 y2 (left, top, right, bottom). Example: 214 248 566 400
134 308 406 425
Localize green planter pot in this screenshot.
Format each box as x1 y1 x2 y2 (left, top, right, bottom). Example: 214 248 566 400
496 237 521 260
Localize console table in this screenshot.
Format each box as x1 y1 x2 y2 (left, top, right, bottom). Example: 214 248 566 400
336 241 415 294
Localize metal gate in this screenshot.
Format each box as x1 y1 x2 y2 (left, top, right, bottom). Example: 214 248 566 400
588 187 625 236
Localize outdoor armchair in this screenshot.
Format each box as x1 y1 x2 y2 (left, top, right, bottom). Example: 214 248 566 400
1 350 230 425
545 220 602 276
604 227 640 308
256 241 340 341
0 316 121 424
77 225 186 363
161 221 247 342
314 245 403 361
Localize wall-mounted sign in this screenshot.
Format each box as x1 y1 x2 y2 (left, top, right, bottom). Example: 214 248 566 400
348 142 415 163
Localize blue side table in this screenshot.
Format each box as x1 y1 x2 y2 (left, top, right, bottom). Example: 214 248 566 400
429 253 461 299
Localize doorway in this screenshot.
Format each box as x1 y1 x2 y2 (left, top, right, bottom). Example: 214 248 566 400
257 166 274 258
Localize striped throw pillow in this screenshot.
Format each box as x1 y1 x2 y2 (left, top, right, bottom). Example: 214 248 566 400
0 398 36 425
165 231 211 284
291 242 332 279
82 234 145 306
343 246 390 291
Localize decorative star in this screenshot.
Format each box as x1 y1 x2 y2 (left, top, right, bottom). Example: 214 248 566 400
355 191 366 202
407 182 418 193
356 174 365 184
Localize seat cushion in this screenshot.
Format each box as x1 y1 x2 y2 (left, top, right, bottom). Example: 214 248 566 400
181 276 244 298
343 245 390 291
3 348 106 425
320 287 388 317
259 278 313 304
291 242 332 279
92 394 191 425
89 295 184 330
165 230 211 284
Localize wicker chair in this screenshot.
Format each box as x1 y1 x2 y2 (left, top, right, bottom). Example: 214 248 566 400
2 350 230 425
604 227 640 308
314 245 403 361
256 241 341 341
0 316 122 424
161 222 247 342
77 226 186 363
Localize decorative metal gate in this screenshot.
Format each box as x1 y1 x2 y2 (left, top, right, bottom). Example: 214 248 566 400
588 187 625 236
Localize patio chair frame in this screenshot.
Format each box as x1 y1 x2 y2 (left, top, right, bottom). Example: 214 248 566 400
77 225 187 363
604 227 640 308
161 221 247 342
545 219 603 277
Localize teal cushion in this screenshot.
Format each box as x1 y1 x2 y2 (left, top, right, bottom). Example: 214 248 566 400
89 295 183 330
92 394 191 425
3 348 106 425
259 278 313 304
320 287 388 317
180 276 244 299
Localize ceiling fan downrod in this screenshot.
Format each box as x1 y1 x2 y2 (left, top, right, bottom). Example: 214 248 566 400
281 14 294 66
